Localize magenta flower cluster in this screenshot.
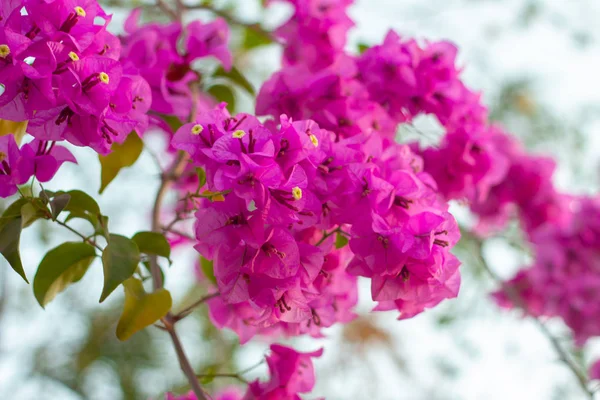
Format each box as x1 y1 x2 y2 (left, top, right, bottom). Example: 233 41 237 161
167 344 322 400
1 0 598 394
120 9 231 124
0 134 75 197
254 0 600 377
494 197 600 346
172 100 460 341
0 0 151 155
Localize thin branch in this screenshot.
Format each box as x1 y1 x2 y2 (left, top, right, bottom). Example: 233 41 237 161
195 359 266 385
150 151 190 290
316 227 341 246
236 359 266 376
464 229 594 399
55 220 103 252
155 0 179 21
148 73 204 398
162 225 195 241
172 292 220 322
196 372 248 385
166 323 209 398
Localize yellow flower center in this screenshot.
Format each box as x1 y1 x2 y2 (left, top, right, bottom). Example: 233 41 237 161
74 6 86 17
309 134 319 147
99 72 110 84
68 52 79 62
292 186 302 200
0 151 6 162
232 130 246 139
191 124 203 135
0 45 10 58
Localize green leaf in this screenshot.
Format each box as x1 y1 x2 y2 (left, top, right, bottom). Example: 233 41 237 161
335 232 349 249
65 209 97 228
20 202 45 228
98 133 144 194
0 198 28 222
196 167 206 189
358 43 370 54
100 234 141 302
199 365 219 384
0 218 26 282
116 278 172 341
63 190 100 215
207 84 235 113
0 198 28 282
242 27 273 51
49 193 71 220
56 189 103 231
132 231 171 261
33 242 96 307
214 65 255 95
200 257 216 285
95 214 110 241
40 190 50 205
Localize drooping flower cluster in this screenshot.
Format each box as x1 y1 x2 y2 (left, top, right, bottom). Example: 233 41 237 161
166 344 322 400
245 344 322 399
253 5 600 382
468 127 569 236
257 4 510 209
120 9 231 124
0 0 151 155
173 103 460 341
0 134 75 197
494 196 600 346
167 387 243 400
274 0 353 71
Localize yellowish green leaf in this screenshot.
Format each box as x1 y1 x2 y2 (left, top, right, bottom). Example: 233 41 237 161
98 133 144 194
116 278 172 341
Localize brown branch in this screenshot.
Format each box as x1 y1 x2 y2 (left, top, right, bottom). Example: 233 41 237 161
195 359 265 385
148 151 203 398
195 372 248 385
172 292 220 322
146 16 204 394
155 0 179 21
464 229 594 399
55 220 103 252
162 225 195 242
166 322 208 398
150 150 190 290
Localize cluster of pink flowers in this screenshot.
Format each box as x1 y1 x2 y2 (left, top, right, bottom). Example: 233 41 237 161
3 0 597 393
0 134 75 197
494 197 600 346
120 9 231 125
274 0 353 71
173 100 460 341
467 127 569 236
0 0 151 155
168 387 242 400
254 0 600 377
167 344 322 400
257 2 507 209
